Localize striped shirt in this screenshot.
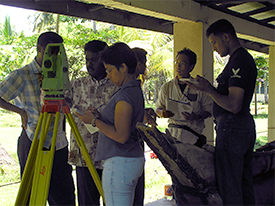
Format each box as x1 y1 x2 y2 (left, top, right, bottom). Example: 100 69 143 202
0 59 67 150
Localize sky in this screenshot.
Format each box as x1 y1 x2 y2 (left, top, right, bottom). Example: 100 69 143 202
0 4 37 36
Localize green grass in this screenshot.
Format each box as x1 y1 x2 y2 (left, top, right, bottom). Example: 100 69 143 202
254 136 268 150
0 110 21 206
0 164 20 184
145 101 168 133
253 113 268 119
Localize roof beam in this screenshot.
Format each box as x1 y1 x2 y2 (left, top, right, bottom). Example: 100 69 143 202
0 0 173 34
0 0 274 53
111 0 274 46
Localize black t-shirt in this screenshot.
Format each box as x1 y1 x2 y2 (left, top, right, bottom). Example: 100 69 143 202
213 47 257 117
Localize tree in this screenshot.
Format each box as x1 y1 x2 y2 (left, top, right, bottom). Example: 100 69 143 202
254 55 269 104
0 33 37 81
31 12 55 33
31 11 90 34
0 14 37 81
2 15 14 44
0 13 175 104
123 28 174 103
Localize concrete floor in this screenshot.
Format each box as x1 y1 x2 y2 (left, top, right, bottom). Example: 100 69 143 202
145 198 176 206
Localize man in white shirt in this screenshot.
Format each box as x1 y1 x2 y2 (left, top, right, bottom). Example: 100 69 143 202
156 48 212 145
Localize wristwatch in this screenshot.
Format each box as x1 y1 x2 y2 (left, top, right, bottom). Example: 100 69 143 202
91 116 98 127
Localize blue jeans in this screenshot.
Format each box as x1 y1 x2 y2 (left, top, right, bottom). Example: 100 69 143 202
102 156 145 206
214 112 256 205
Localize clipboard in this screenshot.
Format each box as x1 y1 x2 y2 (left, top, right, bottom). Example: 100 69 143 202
166 98 192 121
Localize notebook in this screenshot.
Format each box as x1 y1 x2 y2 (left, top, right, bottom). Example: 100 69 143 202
166 98 192 121
71 107 99 134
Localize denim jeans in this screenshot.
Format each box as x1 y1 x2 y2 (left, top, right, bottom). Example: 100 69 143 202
102 156 145 206
214 112 256 205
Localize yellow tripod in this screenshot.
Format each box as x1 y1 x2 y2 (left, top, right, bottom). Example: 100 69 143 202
15 99 105 205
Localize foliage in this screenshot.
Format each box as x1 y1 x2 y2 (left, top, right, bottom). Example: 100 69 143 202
31 12 55 33
213 50 269 94
253 113 268 119
123 29 174 101
60 21 120 80
254 56 269 85
59 15 88 24
254 136 268 151
0 32 37 81
3 16 13 44
0 11 175 102
250 51 269 103
0 11 270 106
31 14 174 97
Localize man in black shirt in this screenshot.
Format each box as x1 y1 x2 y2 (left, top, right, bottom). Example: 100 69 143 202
186 19 257 205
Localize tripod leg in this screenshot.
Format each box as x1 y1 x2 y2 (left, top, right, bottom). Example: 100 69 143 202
29 112 59 205
15 112 44 206
65 113 105 204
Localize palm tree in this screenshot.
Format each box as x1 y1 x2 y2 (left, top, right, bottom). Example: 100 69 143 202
255 56 269 104
2 15 13 44
121 27 174 102
31 12 56 33
31 12 89 34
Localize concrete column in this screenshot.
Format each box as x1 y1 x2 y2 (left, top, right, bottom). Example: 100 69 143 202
174 21 214 145
268 46 275 142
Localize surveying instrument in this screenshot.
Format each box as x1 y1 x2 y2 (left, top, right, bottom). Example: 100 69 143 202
15 43 104 205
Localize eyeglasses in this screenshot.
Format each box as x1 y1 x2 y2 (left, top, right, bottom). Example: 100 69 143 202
174 61 188 67
106 67 115 74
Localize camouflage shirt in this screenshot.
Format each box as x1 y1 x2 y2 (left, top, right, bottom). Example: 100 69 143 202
64 75 117 168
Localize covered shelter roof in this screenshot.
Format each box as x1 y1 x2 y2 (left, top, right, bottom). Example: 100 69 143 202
0 0 274 54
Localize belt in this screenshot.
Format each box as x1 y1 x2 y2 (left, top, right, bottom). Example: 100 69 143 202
214 111 251 123
168 123 206 147
168 123 201 137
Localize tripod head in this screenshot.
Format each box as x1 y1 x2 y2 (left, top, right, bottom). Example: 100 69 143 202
41 43 70 99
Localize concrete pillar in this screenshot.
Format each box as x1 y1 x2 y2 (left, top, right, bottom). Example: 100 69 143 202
174 21 214 145
268 46 275 142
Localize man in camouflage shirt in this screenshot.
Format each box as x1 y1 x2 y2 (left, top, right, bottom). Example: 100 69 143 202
65 40 117 206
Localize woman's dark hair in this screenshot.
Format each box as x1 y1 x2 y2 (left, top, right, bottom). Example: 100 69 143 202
100 42 137 74
132 47 147 63
37 31 63 49
84 40 107 53
176 47 197 67
206 19 237 39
